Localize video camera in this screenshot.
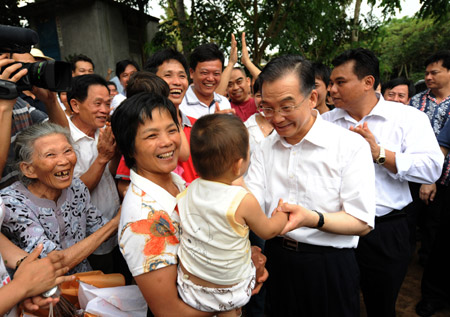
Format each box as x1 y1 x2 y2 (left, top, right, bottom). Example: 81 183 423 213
0 24 72 99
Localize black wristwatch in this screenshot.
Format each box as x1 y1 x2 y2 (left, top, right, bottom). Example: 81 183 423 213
312 210 324 228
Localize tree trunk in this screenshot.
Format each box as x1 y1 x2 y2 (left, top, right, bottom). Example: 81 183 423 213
352 0 362 42
175 0 192 57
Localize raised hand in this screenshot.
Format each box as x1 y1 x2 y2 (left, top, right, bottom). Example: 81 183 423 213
97 124 117 163
214 101 236 115
229 34 238 66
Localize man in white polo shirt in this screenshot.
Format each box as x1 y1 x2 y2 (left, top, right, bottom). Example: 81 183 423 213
179 43 233 120
67 74 123 276
245 55 376 316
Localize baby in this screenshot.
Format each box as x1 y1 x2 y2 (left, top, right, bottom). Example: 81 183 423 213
176 113 292 316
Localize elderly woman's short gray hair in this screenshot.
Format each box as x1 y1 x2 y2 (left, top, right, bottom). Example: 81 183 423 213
14 122 73 185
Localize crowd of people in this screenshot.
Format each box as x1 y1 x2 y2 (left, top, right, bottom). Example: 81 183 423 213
1 26 450 317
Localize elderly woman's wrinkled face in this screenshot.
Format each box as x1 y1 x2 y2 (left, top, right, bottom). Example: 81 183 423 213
23 133 77 192
133 109 181 181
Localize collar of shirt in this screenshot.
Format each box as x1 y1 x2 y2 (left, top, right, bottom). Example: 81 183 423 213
129 169 186 212
69 118 99 142
275 110 332 149
184 85 223 108
13 180 69 211
424 89 450 104
180 110 192 128
325 93 389 125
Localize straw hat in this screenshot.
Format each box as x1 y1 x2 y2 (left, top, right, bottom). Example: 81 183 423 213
30 48 54 61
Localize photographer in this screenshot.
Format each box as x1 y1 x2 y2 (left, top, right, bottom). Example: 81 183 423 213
0 53 69 188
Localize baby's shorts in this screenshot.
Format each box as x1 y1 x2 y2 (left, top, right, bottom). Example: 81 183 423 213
176 264 256 312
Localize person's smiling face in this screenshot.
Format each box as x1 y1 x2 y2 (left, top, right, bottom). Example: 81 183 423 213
261 73 317 145
71 84 111 133
190 59 222 99
22 133 77 197
227 68 251 104
133 108 181 182
156 59 189 107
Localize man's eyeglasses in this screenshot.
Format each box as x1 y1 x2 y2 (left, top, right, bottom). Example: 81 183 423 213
259 96 308 117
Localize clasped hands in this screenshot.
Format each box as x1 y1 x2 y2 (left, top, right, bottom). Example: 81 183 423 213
273 199 319 234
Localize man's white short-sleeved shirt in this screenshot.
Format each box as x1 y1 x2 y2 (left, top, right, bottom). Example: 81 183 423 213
179 85 231 119
245 112 376 248
322 97 444 216
69 119 120 254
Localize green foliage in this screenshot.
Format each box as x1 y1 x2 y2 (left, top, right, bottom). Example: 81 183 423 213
374 17 450 82
145 0 450 76
273 0 353 64
416 0 450 23
152 0 356 66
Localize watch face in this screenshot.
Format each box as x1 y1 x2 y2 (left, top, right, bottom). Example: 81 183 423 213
378 157 386 164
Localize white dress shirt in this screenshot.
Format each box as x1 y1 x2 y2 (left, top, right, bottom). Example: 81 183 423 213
245 112 376 248
244 113 266 156
69 119 120 255
110 93 127 114
179 85 231 119
322 96 444 217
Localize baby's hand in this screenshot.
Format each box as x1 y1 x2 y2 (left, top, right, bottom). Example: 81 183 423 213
279 202 311 234
271 198 284 216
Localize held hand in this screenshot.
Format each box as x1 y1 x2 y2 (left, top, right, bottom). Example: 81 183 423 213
214 102 236 115
97 125 117 163
419 183 437 205
279 203 315 235
229 34 238 66
13 244 74 298
271 198 284 216
241 32 250 66
349 122 379 160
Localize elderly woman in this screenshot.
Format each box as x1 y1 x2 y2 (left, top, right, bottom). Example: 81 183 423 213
0 197 74 316
0 122 120 274
110 93 266 316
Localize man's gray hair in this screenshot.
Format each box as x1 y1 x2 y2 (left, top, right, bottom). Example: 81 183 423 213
14 122 73 185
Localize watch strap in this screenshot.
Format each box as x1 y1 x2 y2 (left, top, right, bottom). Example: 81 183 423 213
376 146 386 165
312 210 324 228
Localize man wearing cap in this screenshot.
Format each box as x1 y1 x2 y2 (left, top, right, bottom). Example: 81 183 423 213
30 48 53 62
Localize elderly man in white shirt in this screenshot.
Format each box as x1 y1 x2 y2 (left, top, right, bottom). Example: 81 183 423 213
67 74 123 276
324 48 444 317
245 55 376 316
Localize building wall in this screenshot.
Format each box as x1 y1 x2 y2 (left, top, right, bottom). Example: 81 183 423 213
25 0 158 78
